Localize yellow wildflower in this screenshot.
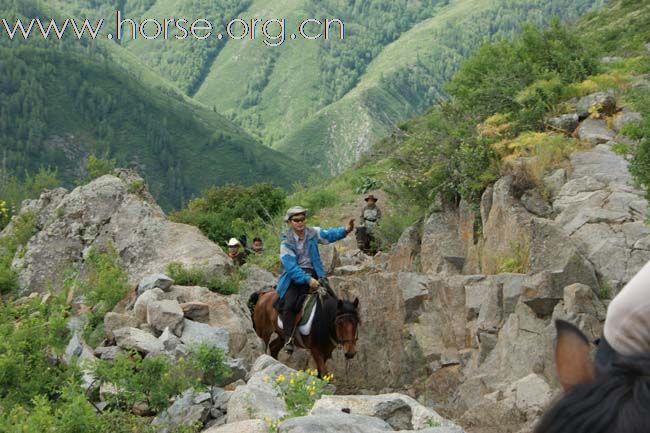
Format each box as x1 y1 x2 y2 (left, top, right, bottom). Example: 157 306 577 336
276 374 286 383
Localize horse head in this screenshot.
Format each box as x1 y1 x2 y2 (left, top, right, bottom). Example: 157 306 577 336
334 297 360 359
535 320 650 433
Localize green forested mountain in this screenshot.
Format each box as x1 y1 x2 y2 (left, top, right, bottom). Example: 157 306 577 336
38 0 607 174
0 0 307 210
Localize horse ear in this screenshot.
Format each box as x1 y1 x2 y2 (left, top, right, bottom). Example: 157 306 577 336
338 299 343 309
555 320 595 392
353 297 359 308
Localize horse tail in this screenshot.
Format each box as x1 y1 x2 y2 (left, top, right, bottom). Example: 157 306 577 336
248 291 261 316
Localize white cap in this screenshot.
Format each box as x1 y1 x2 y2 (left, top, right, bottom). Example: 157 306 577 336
227 238 241 247
284 206 308 222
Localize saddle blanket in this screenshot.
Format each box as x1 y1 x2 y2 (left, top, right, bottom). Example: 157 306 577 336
278 294 318 335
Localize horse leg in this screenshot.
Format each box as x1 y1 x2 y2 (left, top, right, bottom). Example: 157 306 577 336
269 336 284 359
310 348 329 379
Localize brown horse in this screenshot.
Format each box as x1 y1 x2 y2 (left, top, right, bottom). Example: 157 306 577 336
248 289 360 377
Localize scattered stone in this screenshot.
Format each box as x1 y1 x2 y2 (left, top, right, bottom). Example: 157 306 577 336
180 319 229 352
547 113 579 134
576 92 617 118
113 327 164 354
94 345 123 361
181 302 210 323
613 110 642 133
104 312 139 340
152 389 211 433
147 299 185 336
203 420 268 433
137 273 174 296
577 118 616 144
133 287 164 323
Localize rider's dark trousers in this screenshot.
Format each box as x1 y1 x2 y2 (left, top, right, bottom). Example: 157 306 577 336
282 268 317 337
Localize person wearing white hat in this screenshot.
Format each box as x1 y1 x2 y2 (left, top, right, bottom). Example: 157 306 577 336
226 237 247 267
276 205 355 354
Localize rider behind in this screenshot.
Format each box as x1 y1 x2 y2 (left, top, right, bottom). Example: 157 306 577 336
276 206 354 354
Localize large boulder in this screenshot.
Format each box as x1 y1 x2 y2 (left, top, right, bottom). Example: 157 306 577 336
203 420 268 433
11 172 231 294
147 299 185 336
152 388 211 433
576 118 616 144
113 327 164 355
227 355 291 423
277 414 393 433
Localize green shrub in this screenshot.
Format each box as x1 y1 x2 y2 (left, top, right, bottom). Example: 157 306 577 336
85 155 116 182
269 369 332 418
496 241 530 274
0 295 74 411
373 206 423 250
91 344 230 414
72 246 129 345
171 183 286 245
0 212 37 295
166 262 239 295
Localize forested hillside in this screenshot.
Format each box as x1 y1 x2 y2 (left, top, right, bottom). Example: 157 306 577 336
40 0 606 173
0 0 307 210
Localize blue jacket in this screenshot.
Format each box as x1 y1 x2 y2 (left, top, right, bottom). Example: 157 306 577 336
276 226 348 299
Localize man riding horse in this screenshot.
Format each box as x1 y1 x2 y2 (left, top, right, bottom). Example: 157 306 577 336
275 206 354 354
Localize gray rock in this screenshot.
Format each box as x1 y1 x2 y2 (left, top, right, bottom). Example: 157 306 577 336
147 299 185 336
239 264 276 301
137 273 174 296
180 302 210 323
133 287 164 323
577 118 616 144
224 358 248 385
547 113 579 134
94 345 123 361
113 327 164 354
278 414 393 433
312 395 413 430
311 393 462 431
521 189 552 217
152 388 211 433
202 420 268 433
465 277 501 331
576 92 617 118
13 173 232 294
562 283 606 320
601 56 623 64
104 312 139 340
398 272 430 323
613 110 642 133
227 356 291 423
180 319 229 352
159 326 183 351
507 373 552 414
387 223 422 272
543 169 566 199
420 206 465 275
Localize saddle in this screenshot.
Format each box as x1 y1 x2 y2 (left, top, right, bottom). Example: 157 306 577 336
277 286 326 335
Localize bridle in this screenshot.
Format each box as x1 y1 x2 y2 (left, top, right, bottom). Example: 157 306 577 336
331 312 359 347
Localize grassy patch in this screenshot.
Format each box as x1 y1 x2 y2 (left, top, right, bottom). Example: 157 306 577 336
166 262 239 295
496 241 530 274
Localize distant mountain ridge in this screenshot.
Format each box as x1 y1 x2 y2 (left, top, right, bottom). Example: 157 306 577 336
44 0 606 173
0 0 307 210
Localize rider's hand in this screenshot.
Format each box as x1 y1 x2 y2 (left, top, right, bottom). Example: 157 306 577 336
345 218 355 234
308 278 319 289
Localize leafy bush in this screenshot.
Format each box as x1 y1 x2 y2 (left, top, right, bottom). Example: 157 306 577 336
91 344 231 414
69 246 129 346
85 155 116 182
166 262 239 295
496 241 530 274
171 183 286 245
0 212 37 295
0 295 74 411
269 369 332 419
373 207 423 250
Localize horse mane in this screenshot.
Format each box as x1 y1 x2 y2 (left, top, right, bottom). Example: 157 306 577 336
535 353 650 433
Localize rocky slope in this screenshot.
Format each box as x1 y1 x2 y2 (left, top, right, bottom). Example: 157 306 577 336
1 90 647 432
